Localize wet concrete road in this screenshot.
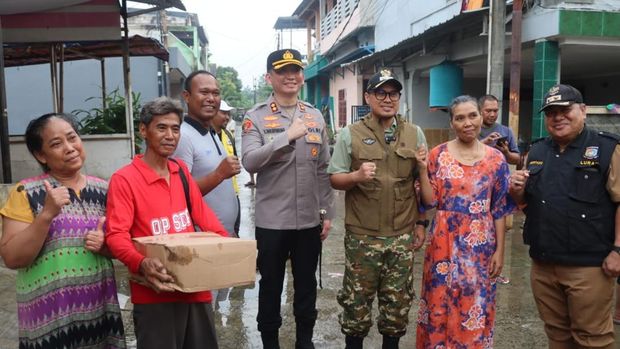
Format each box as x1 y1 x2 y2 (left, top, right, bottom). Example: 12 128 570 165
1 167 620 348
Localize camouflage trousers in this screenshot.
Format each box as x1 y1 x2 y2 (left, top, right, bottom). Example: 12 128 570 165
337 231 415 337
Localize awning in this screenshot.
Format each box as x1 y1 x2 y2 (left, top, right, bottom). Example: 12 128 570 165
304 55 328 80
274 16 306 30
320 45 375 72
131 0 185 11
0 0 121 43
3 35 169 67
0 0 90 15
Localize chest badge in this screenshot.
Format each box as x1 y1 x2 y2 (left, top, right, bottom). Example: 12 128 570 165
583 146 599 159
263 115 278 121
363 138 376 145
306 133 322 143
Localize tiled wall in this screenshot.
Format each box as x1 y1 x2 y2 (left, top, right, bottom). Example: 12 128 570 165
531 10 620 139
560 10 620 37
532 40 559 139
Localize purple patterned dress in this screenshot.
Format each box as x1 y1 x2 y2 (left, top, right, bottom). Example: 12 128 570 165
13 174 125 349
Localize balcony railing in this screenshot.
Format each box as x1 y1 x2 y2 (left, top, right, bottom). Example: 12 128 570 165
320 0 359 40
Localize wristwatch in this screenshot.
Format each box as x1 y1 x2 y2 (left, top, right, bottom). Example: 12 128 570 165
415 220 430 228
612 245 620 255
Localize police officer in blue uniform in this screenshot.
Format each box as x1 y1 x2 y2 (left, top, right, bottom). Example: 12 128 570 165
510 84 620 349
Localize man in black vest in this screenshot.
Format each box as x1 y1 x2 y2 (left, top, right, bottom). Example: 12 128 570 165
510 84 620 349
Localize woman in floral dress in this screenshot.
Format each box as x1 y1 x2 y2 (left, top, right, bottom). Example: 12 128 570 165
415 95 514 348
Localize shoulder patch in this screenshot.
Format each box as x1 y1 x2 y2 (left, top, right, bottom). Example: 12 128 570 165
242 118 254 133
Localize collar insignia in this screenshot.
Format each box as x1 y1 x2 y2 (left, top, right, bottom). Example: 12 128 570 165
270 102 278 113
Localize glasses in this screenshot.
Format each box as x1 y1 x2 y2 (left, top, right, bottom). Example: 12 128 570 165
372 89 401 101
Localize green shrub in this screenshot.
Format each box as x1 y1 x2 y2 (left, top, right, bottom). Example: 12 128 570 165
74 89 143 153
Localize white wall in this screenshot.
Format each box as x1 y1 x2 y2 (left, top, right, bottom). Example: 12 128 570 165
330 69 363 127
320 7 362 55
9 135 132 181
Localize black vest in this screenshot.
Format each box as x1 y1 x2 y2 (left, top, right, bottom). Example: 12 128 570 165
523 127 619 266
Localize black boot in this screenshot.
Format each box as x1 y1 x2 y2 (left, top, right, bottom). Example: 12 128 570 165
261 330 280 349
345 335 364 349
295 325 315 349
382 335 400 349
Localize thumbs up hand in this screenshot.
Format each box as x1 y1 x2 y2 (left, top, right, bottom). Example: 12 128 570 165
85 217 106 253
42 180 71 219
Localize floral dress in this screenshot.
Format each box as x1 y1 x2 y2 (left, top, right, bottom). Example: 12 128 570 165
416 143 514 349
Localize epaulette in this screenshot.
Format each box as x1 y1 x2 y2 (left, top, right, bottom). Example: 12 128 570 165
248 101 268 113
596 130 620 143
300 100 316 109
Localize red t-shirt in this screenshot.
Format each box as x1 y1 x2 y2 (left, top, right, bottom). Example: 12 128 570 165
106 155 228 304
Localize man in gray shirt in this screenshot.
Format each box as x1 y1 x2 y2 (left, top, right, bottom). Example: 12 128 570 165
242 49 334 349
173 70 241 236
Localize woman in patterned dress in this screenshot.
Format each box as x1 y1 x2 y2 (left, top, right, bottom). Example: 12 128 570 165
415 96 514 348
0 113 125 349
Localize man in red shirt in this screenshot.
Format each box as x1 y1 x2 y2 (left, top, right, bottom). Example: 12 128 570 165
106 96 228 349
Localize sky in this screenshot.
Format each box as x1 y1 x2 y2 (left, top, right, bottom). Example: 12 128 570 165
182 0 308 88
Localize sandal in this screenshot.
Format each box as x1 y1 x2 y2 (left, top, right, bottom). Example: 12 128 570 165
496 275 510 285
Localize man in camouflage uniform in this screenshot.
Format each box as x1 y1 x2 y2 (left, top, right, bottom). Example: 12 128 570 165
328 69 428 349
241 48 334 349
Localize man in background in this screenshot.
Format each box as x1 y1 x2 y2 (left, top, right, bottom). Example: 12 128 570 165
479 94 520 165
211 99 241 237
173 71 241 238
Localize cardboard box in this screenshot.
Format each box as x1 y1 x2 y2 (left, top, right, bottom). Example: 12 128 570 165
133 232 256 293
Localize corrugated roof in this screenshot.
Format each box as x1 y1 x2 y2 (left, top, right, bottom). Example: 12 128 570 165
3 35 169 67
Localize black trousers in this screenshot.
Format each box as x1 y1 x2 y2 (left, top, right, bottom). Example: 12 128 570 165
256 225 322 333
133 302 218 349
